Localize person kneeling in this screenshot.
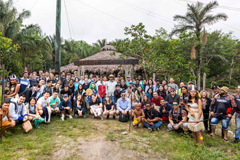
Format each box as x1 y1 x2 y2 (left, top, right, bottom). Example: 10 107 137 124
132 103 145 132
73 94 87 118
59 94 73 121
144 102 163 132
0 99 16 138
116 92 131 118
168 101 188 134
103 95 115 119
89 94 103 120
25 97 44 128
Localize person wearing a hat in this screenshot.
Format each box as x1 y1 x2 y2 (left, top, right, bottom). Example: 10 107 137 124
19 70 30 94
125 76 132 87
59 94 73 121
153 79 161 92
106 75 117 105
209 86 237 142
4 74 20 98
185 85 205 147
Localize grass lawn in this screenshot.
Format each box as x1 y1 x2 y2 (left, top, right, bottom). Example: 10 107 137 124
1 115 240 160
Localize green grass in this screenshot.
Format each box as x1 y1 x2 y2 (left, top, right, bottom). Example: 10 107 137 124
1 116 240 160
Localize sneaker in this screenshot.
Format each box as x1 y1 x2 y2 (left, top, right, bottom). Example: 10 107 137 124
113 115 116 120
148 127 153 133
101 116 104 120
83 115 86 119
107 115 109 119
69 115 73 119
231 139 239 143
61 115 65 121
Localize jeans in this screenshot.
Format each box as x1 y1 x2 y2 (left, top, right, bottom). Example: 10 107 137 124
235 113 240 139
210 117 230 130
144 121 163 129
110 96 115 105
100 97 105 111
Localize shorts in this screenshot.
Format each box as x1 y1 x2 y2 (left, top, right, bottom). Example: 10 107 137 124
133 118 141 125
210 117 230 130
167 123 188 131
54 107 59 111
0 120 11 127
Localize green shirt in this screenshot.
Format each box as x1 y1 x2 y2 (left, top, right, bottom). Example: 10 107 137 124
49 96 61 109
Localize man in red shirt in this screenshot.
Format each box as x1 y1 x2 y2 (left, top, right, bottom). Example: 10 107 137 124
152 92 163 111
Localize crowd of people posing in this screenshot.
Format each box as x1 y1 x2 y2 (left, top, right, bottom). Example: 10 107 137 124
1 70 240 147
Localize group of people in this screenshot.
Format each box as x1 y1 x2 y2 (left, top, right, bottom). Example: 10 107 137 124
0 70 240 147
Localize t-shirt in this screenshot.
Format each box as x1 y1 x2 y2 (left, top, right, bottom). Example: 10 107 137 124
167 83 178 91
19 78 30 93
49 96 61 109
151 96 163 106
60 89 72 96
144 108 159 123
105 102 114 110
89 100 100 106
166 94 180 105
37 97 50 108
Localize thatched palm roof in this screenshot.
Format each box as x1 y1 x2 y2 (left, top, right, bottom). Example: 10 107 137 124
57 45 140 74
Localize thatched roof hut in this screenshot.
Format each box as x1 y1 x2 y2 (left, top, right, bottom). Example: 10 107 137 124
58 45 141 76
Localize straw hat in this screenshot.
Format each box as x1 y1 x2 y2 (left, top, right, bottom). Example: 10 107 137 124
108 74 114 78
219 86 229 93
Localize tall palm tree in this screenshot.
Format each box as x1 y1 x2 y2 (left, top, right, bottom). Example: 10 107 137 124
170 1 228 89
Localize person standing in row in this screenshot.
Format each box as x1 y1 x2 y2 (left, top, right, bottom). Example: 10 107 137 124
106 75 117 105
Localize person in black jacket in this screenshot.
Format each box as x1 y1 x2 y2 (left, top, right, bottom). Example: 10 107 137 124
73 94 87 118
23 84 39 103
29 73 39 87
114 85 121 104
200 90 212 133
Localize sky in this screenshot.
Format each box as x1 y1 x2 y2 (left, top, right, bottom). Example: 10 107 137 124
11 0 240 44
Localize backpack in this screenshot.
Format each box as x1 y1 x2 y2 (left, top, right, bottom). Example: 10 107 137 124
119 112 129 122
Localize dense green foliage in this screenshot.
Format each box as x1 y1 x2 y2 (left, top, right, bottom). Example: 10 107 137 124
1 0 240 88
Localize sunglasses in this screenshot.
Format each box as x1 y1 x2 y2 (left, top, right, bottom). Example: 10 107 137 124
172 104 178 106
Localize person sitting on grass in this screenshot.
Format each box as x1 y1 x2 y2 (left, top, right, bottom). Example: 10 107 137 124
9 94 29 126
159 99 173 122
168 101 188 134
0 99 16 138
144 102 162 132
89 94 103 120
73 94 87 118
25 97 44 128
103 95 115 119
152 92 163 111
60 84 72 100
116 92 131 117
37 91 51 116
59 94 73 121
132 103 145 132
49 90 61 116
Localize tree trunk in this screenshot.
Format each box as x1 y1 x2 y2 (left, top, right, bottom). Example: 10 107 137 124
203 73 206 90
144 69 148 80
2 63 5 103
196 61 201 90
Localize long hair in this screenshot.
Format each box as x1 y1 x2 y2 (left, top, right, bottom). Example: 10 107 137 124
187 90 199 103
137 86 143 95
130 93 136 104
76 94 83 105
142 95 150 104
104 95 112 106
77 84 83 92
200 90 209 99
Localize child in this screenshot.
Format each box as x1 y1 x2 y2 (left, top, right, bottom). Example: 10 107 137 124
0 99 16 138
132 103 145 132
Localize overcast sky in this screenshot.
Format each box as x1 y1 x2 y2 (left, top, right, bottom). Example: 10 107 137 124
12 0 240 44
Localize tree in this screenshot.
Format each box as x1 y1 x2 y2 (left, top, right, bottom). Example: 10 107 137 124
0 32 19 101
170 1 228 89
97 39 107 48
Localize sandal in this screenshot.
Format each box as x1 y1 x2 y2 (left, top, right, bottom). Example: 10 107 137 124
224 139 228 142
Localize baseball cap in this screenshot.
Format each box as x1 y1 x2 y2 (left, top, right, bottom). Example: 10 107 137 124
63 94 68 97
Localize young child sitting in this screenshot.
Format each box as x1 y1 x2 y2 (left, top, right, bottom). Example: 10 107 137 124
132 103 145 132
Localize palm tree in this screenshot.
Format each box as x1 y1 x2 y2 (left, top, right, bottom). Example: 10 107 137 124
170 1 228 89
97 39 107 48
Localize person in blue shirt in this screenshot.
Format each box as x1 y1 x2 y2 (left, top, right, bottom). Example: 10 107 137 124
125 76 132 86
146 87 153 101
59 94 72 121
116 91 131 116
19 70 30 94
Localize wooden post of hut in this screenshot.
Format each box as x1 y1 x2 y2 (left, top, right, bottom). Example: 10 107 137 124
131 65 135 81
78 66 81 77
